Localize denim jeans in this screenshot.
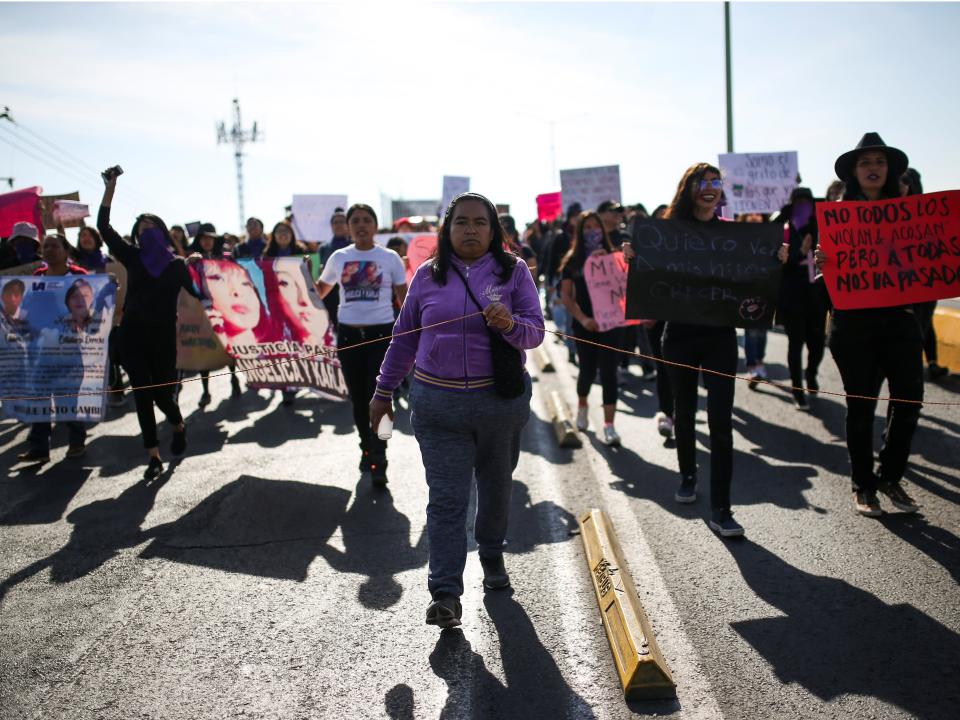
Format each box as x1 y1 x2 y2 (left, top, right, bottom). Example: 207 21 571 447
744 328 768 367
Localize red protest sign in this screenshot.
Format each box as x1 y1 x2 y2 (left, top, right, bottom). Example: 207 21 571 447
817 190 960 310
536 192 562 222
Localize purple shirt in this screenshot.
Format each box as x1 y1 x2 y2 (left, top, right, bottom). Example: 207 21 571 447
376 253 544 394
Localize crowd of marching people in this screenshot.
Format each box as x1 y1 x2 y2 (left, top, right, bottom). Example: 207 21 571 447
0 131 953 628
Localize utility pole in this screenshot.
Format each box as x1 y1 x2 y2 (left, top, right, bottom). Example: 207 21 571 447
0 177 13 188
216 98 261 231
724 2 734 152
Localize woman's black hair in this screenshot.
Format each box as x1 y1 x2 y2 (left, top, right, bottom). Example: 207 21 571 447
78 226 103 250
651 204 668 219
841 150 902 201
330 207 347 224
265 221 307 256
558 211 614 276
665 163 724 221
187 234 226 259
900 167 923 196
430 192 517 285
130 213 174 249
345 203 378 227
43 233 74 258
64 277 93 309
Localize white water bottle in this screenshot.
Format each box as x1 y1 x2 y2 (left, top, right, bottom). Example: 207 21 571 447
377 415 394 441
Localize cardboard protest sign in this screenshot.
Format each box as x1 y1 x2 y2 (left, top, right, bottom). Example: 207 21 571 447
291 194 348 246
559 165 621 213
0 186 43 237
1 274 116 422
536 192 563 222
718 152 798 216
817 190 960 310
52 200 90 226
39 192 80 230
176 290 231 371
440 176 470 219
584 252 642 332
625 219 783 328
188 257 347 399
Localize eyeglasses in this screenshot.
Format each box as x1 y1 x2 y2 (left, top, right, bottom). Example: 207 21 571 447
697 178 723 190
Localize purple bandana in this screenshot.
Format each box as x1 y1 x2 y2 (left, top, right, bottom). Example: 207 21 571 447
139 228 176 278
791 202 814 231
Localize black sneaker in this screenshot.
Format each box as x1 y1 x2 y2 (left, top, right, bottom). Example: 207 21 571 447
171 427 187 456
674 475 697 504
144 456 164 480
65 443 86 459
793 389 809 411
709 509 745 537
426 594 462 629
198 392 211 408
370 456 388 487
928 363 949 380
878 482 920 513
17 448 50 464
479 553 511 590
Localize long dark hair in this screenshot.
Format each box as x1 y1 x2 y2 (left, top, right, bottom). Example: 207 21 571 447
664 162 724 221
900 167 923 197
430 192 517 285
558 211 613 276
130 213 173 249
265 221 307 257
345 203 378 227
841 150 901 200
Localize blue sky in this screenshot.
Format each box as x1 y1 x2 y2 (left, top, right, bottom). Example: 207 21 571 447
1 1 958 237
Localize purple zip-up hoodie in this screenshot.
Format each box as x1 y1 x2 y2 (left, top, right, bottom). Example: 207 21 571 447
375 252 544 395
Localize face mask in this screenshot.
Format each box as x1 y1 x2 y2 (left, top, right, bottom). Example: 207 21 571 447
15 241 37 263
792 203 814 230
584 228 603 252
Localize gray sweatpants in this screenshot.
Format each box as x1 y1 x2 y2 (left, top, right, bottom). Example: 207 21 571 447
409 376 532 598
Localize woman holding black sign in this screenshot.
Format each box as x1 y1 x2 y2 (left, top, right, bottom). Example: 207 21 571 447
816 133 923 517
369 192 543 628
559 211 623 444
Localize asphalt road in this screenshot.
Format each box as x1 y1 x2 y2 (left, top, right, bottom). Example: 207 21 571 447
1 327 958 719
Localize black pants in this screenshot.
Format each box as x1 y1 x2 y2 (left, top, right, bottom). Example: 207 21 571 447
647 321 674 417
782 307 827 390
574 325 622 405
119 323 183 449
663 327 738 511
829 310 923 492
914 301 939 364
337 323 393 457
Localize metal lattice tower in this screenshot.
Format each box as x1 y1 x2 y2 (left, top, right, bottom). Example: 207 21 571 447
216 98 261 231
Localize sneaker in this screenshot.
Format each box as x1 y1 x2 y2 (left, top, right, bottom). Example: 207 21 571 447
65 443 86 459
370 456 388 487
602 424 621 446
793 389 809 411
805 370 819 394
576 405 589 432
425 594 462 629
655 412 674 439
282 390 296 406
144 456 164 480
171 427 187 457
230 375 242 397
17 448 49 464
853 490 882 517
640 366 657 382
747 370 760 391
674 475 697 504
479 553 511 590
198 392 211 409
928 363 949 380
709 509 745 537
878 483 920 513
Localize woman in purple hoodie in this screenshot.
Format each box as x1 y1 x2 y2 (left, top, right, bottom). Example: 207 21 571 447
370 192 544 629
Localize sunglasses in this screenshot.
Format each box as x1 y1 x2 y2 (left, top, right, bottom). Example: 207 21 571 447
697 178 724 190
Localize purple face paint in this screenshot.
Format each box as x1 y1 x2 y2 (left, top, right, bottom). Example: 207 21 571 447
138 227 175 278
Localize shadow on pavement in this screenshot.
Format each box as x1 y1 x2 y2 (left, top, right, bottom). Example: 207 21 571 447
0 465 92 526
732 405 849 476
384 683 415 720
724 539 960 719
504 480 579 554
878 513 960 585
428 590 596 719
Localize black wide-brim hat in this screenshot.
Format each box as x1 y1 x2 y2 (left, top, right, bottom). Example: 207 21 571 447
834 132 908 182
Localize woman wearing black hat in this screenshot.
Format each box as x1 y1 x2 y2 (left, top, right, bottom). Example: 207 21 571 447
776 187 830 409
817 133 923 516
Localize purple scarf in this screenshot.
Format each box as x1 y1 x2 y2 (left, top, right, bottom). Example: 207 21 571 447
139 228 176 278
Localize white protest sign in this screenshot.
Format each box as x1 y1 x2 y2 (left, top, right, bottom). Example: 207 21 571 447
52 200 90 225
560 165 621 213
291 194 348 246
718 151 798 216
440 176 470 219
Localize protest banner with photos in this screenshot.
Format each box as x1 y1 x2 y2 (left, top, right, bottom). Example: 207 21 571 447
291 194 348 246
718 151 798 216
536 192 563 222
176 290 232 371
560 165 621 213
1 274 116 422
584 251 642 332
188 257 347 399
440 176 470 219
817 190 960 310
625 219 783 328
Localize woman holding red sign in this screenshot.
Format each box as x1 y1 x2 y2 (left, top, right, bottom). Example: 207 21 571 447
816 133 923 517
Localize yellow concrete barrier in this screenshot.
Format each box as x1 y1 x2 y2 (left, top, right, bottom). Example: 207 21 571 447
579 509 676 700
548 390 582 448
533 345 555 373
933 306 960 371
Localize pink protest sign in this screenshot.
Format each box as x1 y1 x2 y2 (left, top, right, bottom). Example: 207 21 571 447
536 192 563 222
584 251 642 332
0 186 43 237
405 233 438 284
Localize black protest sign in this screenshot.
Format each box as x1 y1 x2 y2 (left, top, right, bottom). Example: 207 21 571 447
625 219 783 328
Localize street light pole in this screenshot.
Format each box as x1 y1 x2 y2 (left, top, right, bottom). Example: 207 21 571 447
724 1 734 152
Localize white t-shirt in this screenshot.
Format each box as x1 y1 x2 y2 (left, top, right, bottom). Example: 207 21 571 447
319 245 406 326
